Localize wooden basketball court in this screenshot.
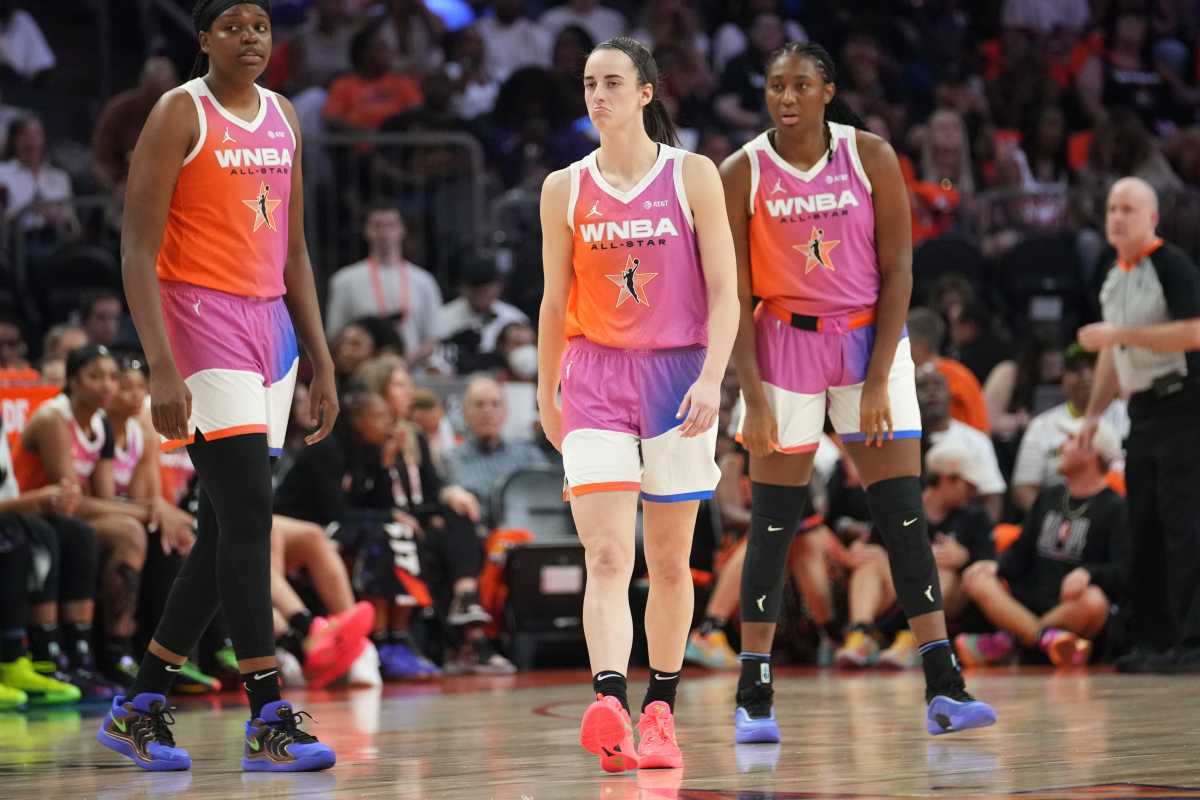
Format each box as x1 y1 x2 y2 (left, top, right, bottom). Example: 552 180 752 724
4 668 1199 798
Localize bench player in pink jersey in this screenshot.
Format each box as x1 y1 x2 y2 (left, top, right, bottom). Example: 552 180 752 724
96 0 337 773
721 42 997 742
538 37 738 772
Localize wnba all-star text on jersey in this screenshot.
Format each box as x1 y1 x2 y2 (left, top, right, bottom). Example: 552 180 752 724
763 189 860 225
579 216 680 251
214 145 293 176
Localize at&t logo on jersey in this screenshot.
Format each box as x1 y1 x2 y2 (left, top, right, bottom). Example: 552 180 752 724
578 217 680 251
764 189 860 222
214 146 293 175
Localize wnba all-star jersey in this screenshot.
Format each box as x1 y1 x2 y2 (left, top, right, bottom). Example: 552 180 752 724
564 145 708 350
112 414 144 498
746 122 878 317
156 78 294 299
13 394 111 491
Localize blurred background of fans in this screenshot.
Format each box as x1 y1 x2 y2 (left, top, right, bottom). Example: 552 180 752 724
0 0 1193 693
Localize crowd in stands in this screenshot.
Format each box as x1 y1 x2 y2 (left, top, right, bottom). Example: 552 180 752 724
0 0 1197 707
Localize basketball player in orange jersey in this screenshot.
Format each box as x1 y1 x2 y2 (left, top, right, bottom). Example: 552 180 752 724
722 42 997 742
95 0 338 772
538 37 739 773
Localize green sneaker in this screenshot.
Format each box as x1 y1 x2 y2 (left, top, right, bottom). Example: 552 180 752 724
0 681 28 710
214 646 239 675
0 657 81 705
174 661 221 695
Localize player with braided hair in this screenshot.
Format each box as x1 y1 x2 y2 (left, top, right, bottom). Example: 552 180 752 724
96 0 337 772
721 41 997 743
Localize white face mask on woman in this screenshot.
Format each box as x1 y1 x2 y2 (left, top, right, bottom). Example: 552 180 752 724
507 344 538 381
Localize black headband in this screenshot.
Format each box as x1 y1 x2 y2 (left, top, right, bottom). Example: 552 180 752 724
194 0 271 33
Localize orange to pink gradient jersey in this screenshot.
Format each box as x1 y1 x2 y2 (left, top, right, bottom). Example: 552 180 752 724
745 122 879 317
156 78 294 299
564 145 708 350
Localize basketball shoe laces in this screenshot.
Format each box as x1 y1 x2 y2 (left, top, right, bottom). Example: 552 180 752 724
133 702 178 749
265 708 320 746
641 708 674 747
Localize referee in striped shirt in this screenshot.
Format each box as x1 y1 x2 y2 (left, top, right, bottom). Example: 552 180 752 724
1078 176 1200 674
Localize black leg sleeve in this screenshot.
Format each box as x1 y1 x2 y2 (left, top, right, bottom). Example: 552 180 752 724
740 483 810 624
150 484 222 656
866 476 943 619
197 433 276 661
136 531 185 655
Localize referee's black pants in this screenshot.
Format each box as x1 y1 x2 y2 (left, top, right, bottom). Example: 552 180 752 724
1125 423 1200 650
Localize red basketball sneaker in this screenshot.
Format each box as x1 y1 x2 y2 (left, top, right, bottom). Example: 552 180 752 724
636 701 682 769
579 694 638 773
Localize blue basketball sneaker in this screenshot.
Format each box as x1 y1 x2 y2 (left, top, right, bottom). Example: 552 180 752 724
242 700 336 772
96 693 191 771
925 674 997 736
734 683 781 744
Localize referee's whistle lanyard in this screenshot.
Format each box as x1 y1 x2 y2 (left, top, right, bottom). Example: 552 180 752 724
368 257 411 319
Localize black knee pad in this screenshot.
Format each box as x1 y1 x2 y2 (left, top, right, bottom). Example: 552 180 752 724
866 476 943 618
47 516 99 602
740 482 810 624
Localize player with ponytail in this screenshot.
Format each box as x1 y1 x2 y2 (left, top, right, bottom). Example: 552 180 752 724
537 36 738 772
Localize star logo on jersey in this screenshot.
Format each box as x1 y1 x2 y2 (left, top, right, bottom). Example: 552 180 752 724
794 226 839 273
242 181 281 232
586 200 603 218
605 255 658 307
770 178 786 194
